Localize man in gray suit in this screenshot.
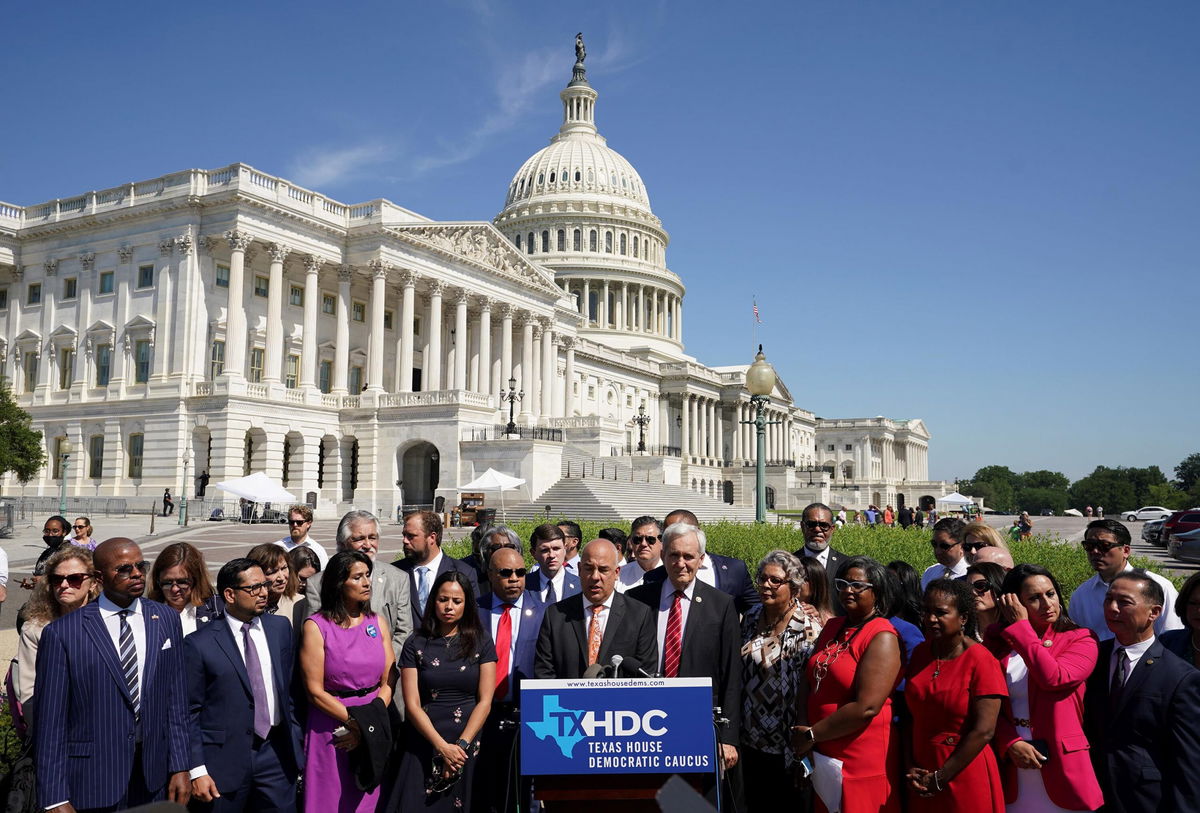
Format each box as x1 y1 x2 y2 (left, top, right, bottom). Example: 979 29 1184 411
304 510 412 668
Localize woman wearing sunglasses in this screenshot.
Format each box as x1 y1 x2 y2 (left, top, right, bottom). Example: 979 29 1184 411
147 542 220 635
13 546 100 722
962 523 1011 564
69 517 97 550
966 563 1007 640
984 564 1103 812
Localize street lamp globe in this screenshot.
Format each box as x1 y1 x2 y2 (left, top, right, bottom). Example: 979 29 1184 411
745 345 776 397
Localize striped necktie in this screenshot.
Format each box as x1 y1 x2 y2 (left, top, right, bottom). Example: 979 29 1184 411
118 609 140 718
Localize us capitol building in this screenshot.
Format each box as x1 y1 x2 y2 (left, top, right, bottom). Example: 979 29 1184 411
0 40 952 520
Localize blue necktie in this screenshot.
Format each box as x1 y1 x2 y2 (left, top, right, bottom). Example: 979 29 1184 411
546 576 557 605
417 566 430 612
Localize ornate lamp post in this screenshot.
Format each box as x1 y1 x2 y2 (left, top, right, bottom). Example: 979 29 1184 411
503 377 523 436
632 400 651 453
179 447 192 526
743 345 778 523
58 439 74 517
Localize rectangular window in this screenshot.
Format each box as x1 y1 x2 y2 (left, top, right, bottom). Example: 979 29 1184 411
137 264 154 288
249 348 264 383
63 277 78 300
209 340 225 379
89 435 104 479
0 288 7 310
27 283 42 305
845 444 853 451
286 354 300 388
322 293 336 315
384 310 393 330
128 433 144 479
52 437 65 480
254 276 269 297
290 285 304 306
349 365 363 393
96 343 112 387
215 264 230 288
352 301 365 322
58 348 74 389
23 352 38 393
827 444 835 452
414 316 422 336
134 340 151 383
99 271 114 294
319 360 333 393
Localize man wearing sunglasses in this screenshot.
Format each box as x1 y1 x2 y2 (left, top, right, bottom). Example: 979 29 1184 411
475 547 545 813
791 503 848 612
920 517 970 589
35 538 192 811
1068 518 1181 641
273 505 329 568
617 516 665 592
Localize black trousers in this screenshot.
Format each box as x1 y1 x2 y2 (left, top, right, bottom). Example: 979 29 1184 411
740 745 811 813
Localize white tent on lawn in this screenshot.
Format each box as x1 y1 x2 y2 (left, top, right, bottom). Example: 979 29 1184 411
216 471 299 504
936 491 975 509
460 468 527 520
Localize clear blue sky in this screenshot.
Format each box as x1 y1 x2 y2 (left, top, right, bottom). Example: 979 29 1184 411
3 1 1197 483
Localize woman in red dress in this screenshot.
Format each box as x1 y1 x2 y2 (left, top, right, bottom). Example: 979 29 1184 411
794 556 903 813
905 577 1006 812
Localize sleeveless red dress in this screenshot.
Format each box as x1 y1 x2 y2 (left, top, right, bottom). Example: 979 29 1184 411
805 616 901 813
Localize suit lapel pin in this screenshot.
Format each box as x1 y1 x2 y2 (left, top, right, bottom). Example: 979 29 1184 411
525 609 533 617
150 614 159 620
1042 640 1052 647
1145 658 1154 665
695 595 702 603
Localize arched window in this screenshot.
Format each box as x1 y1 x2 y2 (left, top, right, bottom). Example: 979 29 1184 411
515 233 522 250
575 170 582 182
589 230 597 251
605 231 613 253
633 235 639 256
537 172 544 185
587 169 594 183
527 232 534 254
541 231 550 252
549 171 556 184
619 233 627 255
573 229 581 251
557 230 566 251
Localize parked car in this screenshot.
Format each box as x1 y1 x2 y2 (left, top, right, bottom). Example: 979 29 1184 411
1142 518 1168 546
1164 508 1200 557
1123 506 1175 522
1169 526 1200 563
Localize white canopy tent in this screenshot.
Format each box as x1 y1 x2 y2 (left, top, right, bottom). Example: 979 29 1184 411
460 468 527 520
216 471 298 504
936 491 975 508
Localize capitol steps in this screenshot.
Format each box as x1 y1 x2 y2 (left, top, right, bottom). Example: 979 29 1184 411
498 476 777 524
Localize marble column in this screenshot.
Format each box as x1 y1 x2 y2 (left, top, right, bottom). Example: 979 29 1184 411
715 403 724 463
499 304 514 392
398 271 417 392
333 266 351 394
520 315 535 420
616 284 625 330
562 336 575 417
265 243 289 385
680 394 691 458
300 255 321 389
453 289 469 390
581 280 590 323
707 399 716 460
540 320 554 417
223 231 250 381
151 240 173 381
696 397 706 459
367 260 388 391
601 281 609 328
477 298 492 397
426 281 445 390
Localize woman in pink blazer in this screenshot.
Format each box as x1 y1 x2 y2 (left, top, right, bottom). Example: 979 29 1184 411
984 564 1104 812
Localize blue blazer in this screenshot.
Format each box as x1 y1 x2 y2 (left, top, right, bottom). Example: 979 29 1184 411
183 614 303 793
35 598 190 810
524 568 581 601
477 590 547 702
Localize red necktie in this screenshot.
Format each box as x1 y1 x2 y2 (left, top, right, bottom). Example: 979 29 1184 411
495 603 514 700
663 590 683 678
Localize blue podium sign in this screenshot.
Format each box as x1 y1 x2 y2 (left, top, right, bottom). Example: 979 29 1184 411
520 677 716 776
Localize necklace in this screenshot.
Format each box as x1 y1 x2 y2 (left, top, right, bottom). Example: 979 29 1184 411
931 637 965 681
811 613 874 692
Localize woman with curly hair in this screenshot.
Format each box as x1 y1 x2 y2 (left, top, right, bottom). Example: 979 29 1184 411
148 541 220 635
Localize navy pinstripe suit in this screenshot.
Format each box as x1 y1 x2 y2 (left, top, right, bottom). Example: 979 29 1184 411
35 598 191 810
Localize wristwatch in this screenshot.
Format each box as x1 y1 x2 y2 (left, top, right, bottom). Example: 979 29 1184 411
805 728 816 743
455 738 470 750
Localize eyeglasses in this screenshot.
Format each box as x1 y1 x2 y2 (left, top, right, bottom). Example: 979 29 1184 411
113 561 151 579
968 580 992 595
963 541 990 552
1081 540 1123 554
232 582 270 595
933 541 960 552
631 534 660 544
757 574 787 587
49 573 91 588
72 525 88 531
287 519 309 526
492 567 528 579
803 521 833 532
834 578 874 593
159 578 194 590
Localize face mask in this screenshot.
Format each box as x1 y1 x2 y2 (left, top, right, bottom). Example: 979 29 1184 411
44 534 64 546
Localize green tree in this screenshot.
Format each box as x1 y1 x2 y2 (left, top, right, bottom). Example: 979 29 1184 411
0 382 46 484
1175 453 1200 492
1023 470 1071 491
1146 483 1187 510
1069 466 1136 513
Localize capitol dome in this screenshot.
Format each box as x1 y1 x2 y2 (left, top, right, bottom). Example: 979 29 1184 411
494 37 684 357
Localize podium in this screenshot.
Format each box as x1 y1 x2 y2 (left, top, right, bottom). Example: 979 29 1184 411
520 677 718 812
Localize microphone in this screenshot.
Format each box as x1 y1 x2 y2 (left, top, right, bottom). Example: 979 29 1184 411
613 656 658 678
609 654 624 677
582 663 607 679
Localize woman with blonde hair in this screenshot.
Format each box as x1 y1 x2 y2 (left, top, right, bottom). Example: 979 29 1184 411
962 523 1010 563
148 541 220 635
69 517 97 550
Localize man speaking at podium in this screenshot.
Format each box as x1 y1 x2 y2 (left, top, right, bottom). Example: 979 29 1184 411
535 539 657 679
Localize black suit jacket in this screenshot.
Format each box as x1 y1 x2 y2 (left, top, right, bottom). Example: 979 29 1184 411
626 579 742 744
1083 638 1200 813
794 545 848 616
534 591 657 680
395 551 479 629
642 555 760 615
183 614 302 794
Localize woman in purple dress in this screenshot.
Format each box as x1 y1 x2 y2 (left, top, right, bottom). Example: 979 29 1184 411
300 550 396 813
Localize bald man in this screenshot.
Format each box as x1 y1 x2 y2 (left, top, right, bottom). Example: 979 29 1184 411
36 538 191 811
973 546 1014 571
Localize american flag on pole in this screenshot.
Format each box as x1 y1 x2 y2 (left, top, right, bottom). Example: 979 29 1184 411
753 299 762 324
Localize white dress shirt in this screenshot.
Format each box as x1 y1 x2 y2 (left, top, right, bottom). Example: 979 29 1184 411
695 556 717 589
414 550 445 610
920 557 968 590
655 579 696 674
1069 563 1182 641
801 545 830 569
275 534 330 568
489 594 526 702
617 560 659 593
180 604 198 637
1109 635 1156 685
97 593 146 694
538 567 567 604
582 590 616 642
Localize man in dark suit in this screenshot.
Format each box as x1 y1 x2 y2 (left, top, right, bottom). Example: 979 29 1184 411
535 539 657 679
36 538 191 811
186 558 302 812
475 547 546 813
1083 570 1200 813
525 522 581 604
791 502 847 614
628 523 742 771
395 509 477 629
664 509 759 613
